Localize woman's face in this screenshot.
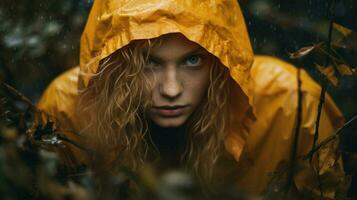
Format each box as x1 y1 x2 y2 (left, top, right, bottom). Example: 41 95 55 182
144 33 213 128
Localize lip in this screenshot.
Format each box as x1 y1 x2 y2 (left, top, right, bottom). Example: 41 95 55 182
153 105 188 117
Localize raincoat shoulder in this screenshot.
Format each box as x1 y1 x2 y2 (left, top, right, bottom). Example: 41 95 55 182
37 67 88 167
37 67 79 124
37 67 79 117
231 55 347 198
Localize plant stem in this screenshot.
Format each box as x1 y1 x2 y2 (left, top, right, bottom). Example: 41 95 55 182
0 81 38 112
305 114 357 160
312 0 337 158
310 0 337 198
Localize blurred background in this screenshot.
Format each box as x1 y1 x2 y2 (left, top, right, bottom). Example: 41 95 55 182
0 0 356 197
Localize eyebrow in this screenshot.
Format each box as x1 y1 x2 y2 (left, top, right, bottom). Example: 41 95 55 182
148 46 205 63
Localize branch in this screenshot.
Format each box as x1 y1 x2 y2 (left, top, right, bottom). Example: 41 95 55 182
0 81 39 112
304 114 357 160
309 0 337 197
311 0 337 159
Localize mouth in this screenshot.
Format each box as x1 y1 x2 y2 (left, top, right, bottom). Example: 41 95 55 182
153 105 188 117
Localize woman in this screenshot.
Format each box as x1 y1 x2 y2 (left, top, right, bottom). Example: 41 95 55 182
37 0 347 198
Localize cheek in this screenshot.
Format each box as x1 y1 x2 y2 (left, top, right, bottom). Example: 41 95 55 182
182 69 210 101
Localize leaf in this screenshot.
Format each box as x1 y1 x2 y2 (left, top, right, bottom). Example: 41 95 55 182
333 23 352 36
289 45 316 59
332 23 357 52
315 63 338 86
336 64 353 76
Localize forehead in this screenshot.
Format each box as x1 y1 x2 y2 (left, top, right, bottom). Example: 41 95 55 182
149 33 204 59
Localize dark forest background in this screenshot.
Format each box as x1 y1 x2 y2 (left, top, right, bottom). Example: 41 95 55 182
0 0 356 198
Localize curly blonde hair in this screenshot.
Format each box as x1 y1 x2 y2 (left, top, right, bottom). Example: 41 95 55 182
76 37 232 180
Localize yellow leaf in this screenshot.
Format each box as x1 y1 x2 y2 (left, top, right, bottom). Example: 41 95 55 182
315 64 338 86
336 64 353 76
333 23 352 36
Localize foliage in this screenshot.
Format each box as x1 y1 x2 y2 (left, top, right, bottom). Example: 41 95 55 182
289 23 357 86
242 0 357 120
287 0 357 198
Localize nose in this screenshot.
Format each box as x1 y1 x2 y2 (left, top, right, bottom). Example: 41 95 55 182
159 67 183 99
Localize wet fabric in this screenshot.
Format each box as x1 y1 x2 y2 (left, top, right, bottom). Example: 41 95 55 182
37 0 347 198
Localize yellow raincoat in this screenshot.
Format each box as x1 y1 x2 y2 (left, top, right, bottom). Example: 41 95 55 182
37 0 347 198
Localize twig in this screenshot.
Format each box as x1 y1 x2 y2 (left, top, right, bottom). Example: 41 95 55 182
305 114 357 160
0 81 39 112
311 0 337 159
309 0 337 198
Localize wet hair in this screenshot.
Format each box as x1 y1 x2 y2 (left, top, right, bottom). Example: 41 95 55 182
76 37 231 181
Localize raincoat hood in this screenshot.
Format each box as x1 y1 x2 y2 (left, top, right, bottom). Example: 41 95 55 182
79 0 254 102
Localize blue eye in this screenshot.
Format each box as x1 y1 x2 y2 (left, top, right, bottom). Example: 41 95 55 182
184 55 202 67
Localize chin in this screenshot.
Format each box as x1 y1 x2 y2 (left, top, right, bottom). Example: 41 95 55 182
152 117 187 128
